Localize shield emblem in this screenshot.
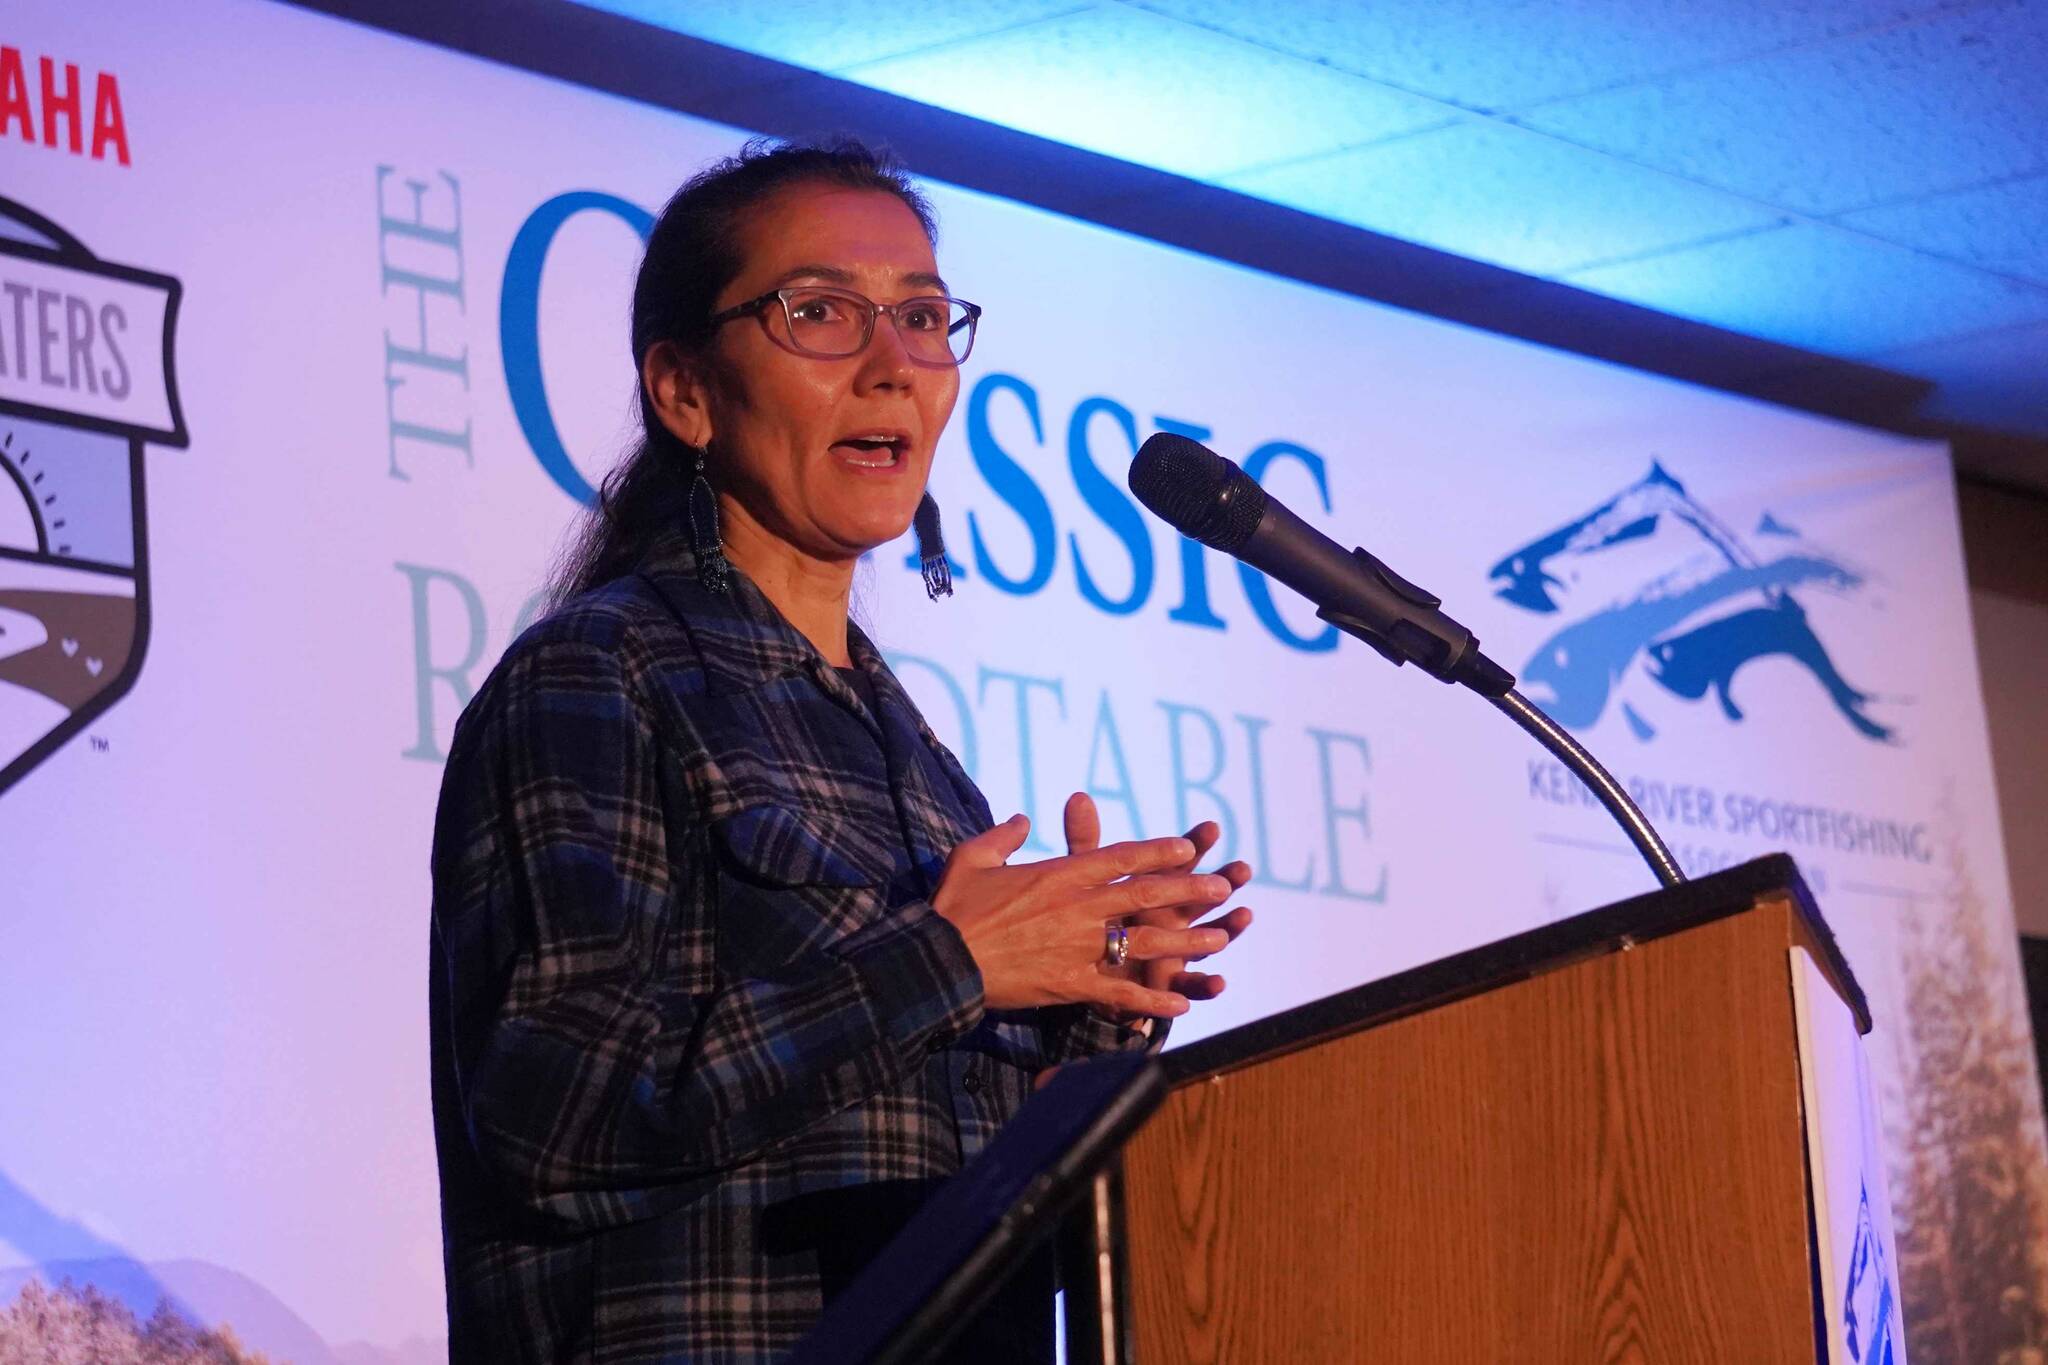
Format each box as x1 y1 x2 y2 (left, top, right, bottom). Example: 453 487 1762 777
0 196 186 796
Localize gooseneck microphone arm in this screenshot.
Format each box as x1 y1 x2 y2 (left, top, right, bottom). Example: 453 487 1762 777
1128 432 1686 891
1491 689 1685 889
1325 602 1685 888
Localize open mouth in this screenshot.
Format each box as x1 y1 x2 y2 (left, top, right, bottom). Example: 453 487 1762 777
830 432 911 470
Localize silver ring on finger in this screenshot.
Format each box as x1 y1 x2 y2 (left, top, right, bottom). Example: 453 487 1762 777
1104 924 1130 969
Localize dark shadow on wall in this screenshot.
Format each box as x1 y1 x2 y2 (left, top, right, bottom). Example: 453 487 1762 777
2022 936 2048 1096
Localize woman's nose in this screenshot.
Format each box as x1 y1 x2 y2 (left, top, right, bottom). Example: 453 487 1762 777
856 315 917 388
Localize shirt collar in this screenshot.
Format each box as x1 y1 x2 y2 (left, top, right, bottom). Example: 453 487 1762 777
633 532 936 740
635 532 983 841
635 531 820 695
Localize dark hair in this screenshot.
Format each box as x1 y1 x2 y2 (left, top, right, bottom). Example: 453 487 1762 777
545 137 938 606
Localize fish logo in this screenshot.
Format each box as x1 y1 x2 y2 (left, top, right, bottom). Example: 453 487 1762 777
1488 462 1893 743
0 197 186 795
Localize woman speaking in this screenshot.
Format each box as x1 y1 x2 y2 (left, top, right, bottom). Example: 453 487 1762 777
428 140 1253 1363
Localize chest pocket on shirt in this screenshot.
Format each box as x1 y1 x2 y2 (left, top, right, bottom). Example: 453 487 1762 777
712 801 882 889
708 799 904 968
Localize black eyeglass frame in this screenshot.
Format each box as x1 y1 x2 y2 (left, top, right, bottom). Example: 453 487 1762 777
707 285 983 366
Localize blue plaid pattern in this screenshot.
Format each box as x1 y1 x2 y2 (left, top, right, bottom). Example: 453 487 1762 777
429 535 1138 1362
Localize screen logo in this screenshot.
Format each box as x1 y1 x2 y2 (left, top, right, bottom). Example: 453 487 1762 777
0 196 186 795
1488 462 1893 743
1843 1180 1900 1365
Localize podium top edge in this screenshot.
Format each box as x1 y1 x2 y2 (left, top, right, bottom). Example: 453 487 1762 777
1163 854 1870 1086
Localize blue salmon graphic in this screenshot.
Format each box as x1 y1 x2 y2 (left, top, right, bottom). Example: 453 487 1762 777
1488 462 1749 615
1648 596 1890 740
1490 463 1893 742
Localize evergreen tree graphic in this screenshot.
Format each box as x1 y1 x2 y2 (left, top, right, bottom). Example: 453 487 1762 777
1890 822 2048 1365
0 1278 274 1364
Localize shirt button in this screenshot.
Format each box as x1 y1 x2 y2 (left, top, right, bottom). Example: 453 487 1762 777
961 1067 982 1094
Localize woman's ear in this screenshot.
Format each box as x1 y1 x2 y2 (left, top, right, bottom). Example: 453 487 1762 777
642 340 716 450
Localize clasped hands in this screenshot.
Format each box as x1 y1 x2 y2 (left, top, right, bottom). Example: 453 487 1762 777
933 791 1253 1023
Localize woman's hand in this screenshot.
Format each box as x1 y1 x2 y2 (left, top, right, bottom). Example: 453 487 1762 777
933 814 1234 1019
1063 793 1253 1022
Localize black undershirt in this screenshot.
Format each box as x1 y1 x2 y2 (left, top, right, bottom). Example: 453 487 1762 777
835 665 880 719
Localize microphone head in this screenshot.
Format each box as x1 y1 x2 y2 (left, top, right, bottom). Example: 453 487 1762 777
1129 432 1267 554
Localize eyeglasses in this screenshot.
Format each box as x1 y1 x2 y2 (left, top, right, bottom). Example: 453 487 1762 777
709 286 982 366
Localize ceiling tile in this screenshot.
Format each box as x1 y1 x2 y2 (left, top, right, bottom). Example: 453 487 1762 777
563 0 1084 72
1129 0 1958 111
837 5 1458 180
1562 222 2048 355
1836 173 2048 286
1520 0 2048 215
1871 320 2048 436
1222 121 1784 276
556 0 2046 445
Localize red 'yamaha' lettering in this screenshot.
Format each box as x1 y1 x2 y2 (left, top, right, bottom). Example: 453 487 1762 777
0 45 129 166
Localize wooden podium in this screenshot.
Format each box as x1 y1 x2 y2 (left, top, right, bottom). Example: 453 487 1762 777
1069 854 1875 1365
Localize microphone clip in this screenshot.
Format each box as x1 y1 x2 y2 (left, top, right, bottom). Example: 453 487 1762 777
1316 549 1515 698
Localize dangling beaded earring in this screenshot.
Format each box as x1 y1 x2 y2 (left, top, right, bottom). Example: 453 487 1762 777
687 445 731 594
913 491 954 601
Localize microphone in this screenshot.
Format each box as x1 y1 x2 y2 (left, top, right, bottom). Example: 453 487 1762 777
1128 432 1514 697
1126 431 1684 888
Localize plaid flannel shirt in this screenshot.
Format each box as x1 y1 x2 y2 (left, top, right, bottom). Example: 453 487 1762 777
429 535 1141 1363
